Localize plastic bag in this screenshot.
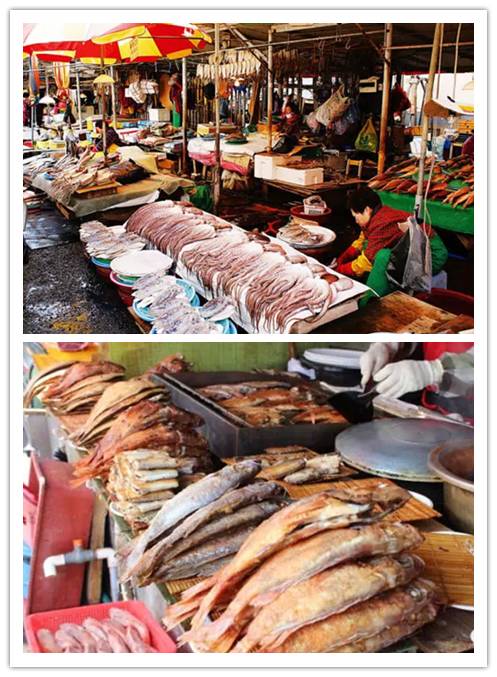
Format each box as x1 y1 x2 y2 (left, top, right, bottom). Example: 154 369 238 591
314 85 350 127
354 117 378 152
386 216 432 293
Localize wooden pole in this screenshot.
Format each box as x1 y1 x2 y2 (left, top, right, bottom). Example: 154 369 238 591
182 57 188 175
414 23 443 220
110 66 117 129
267 27 273 152
377 23 393 174
213 23 221 213
75 70 82 129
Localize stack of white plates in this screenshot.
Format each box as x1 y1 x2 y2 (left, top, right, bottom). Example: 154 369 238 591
110 251 173 280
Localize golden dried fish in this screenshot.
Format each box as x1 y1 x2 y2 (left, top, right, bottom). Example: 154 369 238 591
258 459 306 481
234 553 424 652
166 487 409 635
270 578 439 653
182 522 423 651
334 603 438 652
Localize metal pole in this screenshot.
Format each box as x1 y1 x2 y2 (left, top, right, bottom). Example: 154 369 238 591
75 70 82 129
377 23 393 174
110 66 117 129
267 28 273 152
414 23 443 220
181 57 188 175
213 23 221 213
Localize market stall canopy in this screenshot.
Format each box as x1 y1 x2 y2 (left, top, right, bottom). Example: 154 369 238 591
23 22 211 64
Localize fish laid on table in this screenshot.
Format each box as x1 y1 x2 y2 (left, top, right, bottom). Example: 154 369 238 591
270 579 439 653
23 361 78 407
233 553 424 652
151 526 256 581
334 603 438 653
196 381 293 401
136 498 287 585
258 459 306 481
120 461 262 580
183 522 422 652
283 453 342 484
72 378 166 446
164 485 410 634
126 481 286 584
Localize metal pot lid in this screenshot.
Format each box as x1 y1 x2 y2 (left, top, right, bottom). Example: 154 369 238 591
335 418 474 482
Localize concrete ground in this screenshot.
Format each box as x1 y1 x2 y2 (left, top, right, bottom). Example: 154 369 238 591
23 240 139 334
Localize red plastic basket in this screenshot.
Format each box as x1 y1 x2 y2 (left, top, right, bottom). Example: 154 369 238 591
24 600 177 653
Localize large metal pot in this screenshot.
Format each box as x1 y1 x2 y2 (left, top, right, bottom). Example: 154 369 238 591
428 441 474 534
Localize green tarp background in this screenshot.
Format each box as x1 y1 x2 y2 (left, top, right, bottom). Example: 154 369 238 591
108 342 370 377
377 191 474 235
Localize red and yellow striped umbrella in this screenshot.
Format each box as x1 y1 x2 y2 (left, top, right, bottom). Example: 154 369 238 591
23 22 211 64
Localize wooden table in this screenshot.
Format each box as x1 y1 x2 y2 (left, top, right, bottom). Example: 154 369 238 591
314 291 474 334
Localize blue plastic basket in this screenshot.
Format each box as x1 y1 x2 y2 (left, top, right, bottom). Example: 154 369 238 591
217 319 238 334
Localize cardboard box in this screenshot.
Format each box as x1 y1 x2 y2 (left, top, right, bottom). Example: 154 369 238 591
148 108 171 122
275 166 324 186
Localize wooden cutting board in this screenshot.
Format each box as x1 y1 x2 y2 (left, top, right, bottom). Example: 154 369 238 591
414 531 474 607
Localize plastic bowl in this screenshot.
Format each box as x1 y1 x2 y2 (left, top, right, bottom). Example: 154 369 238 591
109 272 134 306
290 204 332 225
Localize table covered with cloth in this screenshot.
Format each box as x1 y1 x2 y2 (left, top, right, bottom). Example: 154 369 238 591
31 173 194 218
188 133 268 175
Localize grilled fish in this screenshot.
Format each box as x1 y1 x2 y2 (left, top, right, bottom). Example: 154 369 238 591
270 578 439 653
233 553 424 652
184 523 423 652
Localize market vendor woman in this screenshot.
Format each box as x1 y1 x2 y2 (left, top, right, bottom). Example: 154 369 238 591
335 187 448 300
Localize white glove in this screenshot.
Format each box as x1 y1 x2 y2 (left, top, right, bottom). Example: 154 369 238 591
373 359 444 399
360 343 400 388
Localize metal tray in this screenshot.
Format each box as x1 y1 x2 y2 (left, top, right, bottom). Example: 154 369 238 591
154 371 348 459
335 418 474 482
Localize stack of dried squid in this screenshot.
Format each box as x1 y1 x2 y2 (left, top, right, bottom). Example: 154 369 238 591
162 484 441 653
107 448 214 533
23 360 125 414
72 399 212 487
119 461 290 583
124 201 355 333
71 377 167 448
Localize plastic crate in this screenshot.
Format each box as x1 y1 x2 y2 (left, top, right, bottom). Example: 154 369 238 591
25 600 176 653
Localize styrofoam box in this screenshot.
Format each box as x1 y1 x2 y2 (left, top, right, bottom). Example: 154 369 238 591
254 153 285 180
148 108 171 122
275 166 324 186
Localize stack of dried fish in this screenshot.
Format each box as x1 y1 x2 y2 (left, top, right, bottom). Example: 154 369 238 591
163 484 441 653
119 461 289 583
368 155 474 207
72 398 212 485
80 221 146 260
71 377 168 448
198 381 345 427
125 201 355 333
145 353 191 377
24 361 125 414
108 450 181 532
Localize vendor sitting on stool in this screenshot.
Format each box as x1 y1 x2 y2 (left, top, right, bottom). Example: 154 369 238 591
334 187 448 302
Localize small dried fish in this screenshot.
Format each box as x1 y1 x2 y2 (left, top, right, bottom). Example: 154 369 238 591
258 459 306 481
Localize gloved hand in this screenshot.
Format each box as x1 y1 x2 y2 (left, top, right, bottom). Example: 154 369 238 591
373 359 444 399
360 343 400 388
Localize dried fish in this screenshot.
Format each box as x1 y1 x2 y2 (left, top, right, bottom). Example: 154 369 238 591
120 461 262 580
270 579 439 653
233 553 425 652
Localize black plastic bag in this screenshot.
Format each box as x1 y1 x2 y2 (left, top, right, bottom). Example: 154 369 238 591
386 216 432 293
